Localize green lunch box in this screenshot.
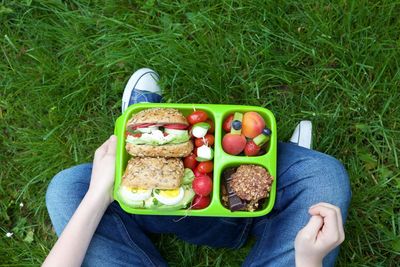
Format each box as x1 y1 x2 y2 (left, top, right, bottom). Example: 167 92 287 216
113 103 277 217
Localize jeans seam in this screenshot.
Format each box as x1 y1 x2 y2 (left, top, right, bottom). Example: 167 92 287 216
247 217 272 267
110 212 159 267
233 219 253 249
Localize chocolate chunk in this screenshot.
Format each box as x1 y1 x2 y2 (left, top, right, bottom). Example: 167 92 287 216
228 194 246 211
223 168 236 180
223 168 246 211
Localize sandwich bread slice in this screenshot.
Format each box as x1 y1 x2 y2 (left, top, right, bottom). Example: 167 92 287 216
125 108 193 157
118 157 196 210
122 157 183 189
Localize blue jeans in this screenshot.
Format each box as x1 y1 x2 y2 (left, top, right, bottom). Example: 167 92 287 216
46 143 351 267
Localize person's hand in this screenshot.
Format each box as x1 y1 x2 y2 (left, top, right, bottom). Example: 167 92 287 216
87 135 117 207
294 202 345 267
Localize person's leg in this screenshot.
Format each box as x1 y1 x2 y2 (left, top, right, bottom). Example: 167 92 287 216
243 142 351 267
135 214 252 249
46 163 167 267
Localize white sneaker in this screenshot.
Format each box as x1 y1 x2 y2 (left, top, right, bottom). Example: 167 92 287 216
290 120 313 149
121 68 162 112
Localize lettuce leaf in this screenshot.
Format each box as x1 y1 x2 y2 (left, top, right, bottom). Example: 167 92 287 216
169 132 190 144
182 168 195 185
126 131 190 145
126 136 160 145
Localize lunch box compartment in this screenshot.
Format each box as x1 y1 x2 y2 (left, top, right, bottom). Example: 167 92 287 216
220 109 272 157
114 103 277 217
217 163 276 216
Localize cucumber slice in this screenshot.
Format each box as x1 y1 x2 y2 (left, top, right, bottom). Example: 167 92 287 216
230 112 243 135
253 133 269 146
253 128 272 146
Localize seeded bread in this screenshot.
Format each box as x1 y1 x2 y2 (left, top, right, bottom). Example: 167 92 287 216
127 108 188 126
122 157 184 189
126 141 193 157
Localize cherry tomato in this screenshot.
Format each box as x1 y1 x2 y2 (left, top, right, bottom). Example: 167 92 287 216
192 175 213 196
196 161 213 174
132 123 156 130
193 147 198 156
223 114 234 132
187 111 208 125
127 131 142 138
164 124 188 130
194 134 215 147
244 140 261 156
192 195 210 209
205 119 215 133
183 153 198 170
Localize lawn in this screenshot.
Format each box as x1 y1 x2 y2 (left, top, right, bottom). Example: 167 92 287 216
1 0 399 266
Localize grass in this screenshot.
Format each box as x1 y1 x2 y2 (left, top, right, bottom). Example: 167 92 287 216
0 0 399 266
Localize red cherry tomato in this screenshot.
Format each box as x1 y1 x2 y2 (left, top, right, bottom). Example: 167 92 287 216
187 111 208 125
132 123 156 130
223 114 234 132
126 132 142 137
196 161 213 174
244 140 261 156
183 153 198 170
163 124 188 130
192 175 213 196
194 134 215 147
192 195 210 209
205 119 215 133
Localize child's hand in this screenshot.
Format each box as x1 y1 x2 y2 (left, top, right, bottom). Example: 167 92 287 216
294 202 345 267
87 135 117 206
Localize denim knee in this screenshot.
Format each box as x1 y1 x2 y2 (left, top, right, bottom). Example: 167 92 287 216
300 151 352 215
46 163 92 212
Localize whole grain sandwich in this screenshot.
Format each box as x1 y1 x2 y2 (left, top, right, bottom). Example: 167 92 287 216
118 157 195 210
125 108 193 157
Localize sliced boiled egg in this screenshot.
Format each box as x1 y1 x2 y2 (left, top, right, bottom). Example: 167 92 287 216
119 186 152 202
154 187 184 206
